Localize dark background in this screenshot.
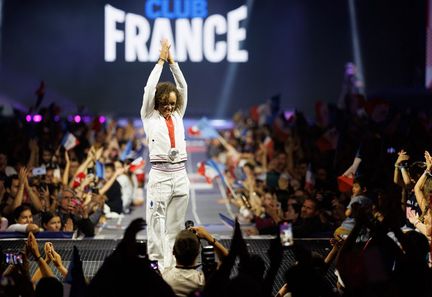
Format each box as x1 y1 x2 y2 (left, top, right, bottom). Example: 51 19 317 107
0 0 427 118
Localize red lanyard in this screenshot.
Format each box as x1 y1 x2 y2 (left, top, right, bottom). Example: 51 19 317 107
165 116 175 148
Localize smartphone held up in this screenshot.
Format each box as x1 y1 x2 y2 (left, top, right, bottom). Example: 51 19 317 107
279 221 294 247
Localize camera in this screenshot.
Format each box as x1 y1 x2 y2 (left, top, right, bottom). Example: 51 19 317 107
185 220 194 230
185 220 197 234
201 245 216 279
136 240 147 258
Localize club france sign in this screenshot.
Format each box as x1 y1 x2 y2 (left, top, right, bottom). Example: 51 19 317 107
104 0 248 63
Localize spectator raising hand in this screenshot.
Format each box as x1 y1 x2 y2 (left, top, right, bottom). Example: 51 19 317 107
46 242 68 277
26 232 55 278
406 207 420 227
190 225 229 259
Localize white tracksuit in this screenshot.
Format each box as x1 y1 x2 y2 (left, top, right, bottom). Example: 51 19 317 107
141 62 189 270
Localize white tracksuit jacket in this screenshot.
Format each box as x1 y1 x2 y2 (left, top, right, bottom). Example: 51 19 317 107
141 62 190 270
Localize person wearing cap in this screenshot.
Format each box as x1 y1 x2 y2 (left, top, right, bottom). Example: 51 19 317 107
140 39 189 271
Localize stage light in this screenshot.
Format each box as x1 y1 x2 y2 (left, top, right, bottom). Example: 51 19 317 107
98 116 106 124
25 115 32 122
33 114 42 122
73 115 81 123
54 115 60 122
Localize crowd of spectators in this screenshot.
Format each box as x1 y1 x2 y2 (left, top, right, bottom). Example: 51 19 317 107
1 61 432 296
0 104 147 238
203 70 432 244
1 213 430 297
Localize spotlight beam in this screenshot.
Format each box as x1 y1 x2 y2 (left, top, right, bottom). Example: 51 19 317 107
215 0 254 118
348 0 365 93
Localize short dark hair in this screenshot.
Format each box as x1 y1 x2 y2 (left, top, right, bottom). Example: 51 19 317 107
41 212 59 226
35 276 63 297
173 230 200 266
4 174 19 189
104 162 115 171
13 204 32 222
304 197 321 211
353 177 367 190
154 82 183 113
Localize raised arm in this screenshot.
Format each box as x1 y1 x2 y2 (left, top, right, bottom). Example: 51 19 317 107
23 170 43 212
190 226 229 261
27 232 54 279
11 168 26 211
406 207 430 238
47 243 68 277
32 242 52 284
27 139 39 169
62 150 71 186
168 50 187 117
69 148 95 188
393 150 410 185
413 151 432 213
99 166 125 196
140 39 170 119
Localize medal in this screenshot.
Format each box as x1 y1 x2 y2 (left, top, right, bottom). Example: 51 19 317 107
168 148 179 161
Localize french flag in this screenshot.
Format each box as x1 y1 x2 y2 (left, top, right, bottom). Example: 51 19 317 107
304 163 315 192
263 135 274 159
187 117 220 139
188 125 201 137
61 132 79 151
197 160 224 184
129 157 145 173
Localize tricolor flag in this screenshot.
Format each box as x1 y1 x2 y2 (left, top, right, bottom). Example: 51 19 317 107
72 171 86 188
188 125 201 137
129 157 145 173
187 117 220 139
304 163 315 192
61 132 79 151
263 135 274 159
197 159 225 184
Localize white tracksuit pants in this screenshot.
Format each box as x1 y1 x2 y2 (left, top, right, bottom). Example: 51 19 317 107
146 162 189 270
